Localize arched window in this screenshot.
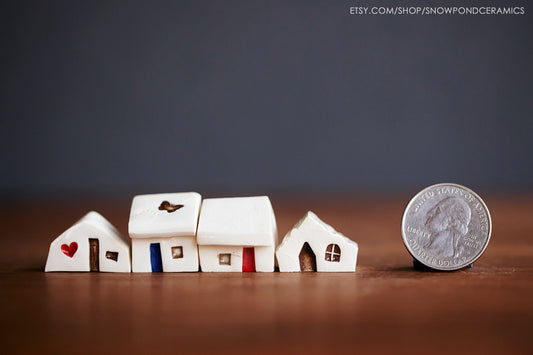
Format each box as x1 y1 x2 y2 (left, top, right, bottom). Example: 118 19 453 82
325 244 341 262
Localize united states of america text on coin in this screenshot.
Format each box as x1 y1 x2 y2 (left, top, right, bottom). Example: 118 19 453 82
401 183 492 271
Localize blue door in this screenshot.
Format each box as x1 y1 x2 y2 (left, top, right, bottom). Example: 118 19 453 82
150 243 163 272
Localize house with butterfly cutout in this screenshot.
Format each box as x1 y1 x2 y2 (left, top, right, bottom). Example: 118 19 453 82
45 211 131 272
276 211 358 272
128 192 202 272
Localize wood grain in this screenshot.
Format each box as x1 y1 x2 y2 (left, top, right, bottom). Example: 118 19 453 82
1 193 532 354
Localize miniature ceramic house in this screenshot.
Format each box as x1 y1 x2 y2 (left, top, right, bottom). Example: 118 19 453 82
45 211 131 272
128 192 201 272
197 196 277 272
276 211 358 272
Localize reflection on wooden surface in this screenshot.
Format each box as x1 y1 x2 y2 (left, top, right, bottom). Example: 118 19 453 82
1 194 532 353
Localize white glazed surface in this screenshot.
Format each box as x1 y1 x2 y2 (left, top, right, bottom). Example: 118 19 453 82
198 245 274 272
198 245 243 272
132 236 199 272
276 211 358 272
129 192 202 238
45 211 131 272
197 196 277 246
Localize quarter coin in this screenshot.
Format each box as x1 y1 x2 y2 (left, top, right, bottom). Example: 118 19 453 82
401 183 492 271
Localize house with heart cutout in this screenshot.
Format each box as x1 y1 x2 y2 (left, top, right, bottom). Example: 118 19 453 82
45 211 131 272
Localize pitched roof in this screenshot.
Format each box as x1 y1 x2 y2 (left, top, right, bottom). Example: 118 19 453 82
277 211 358 251
197 196 277 246
76 211 129 245
128 192 202 238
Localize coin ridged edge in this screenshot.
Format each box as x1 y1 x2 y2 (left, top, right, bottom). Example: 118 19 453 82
401 183 492 271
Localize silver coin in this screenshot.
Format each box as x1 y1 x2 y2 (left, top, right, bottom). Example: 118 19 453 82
401 183 492 271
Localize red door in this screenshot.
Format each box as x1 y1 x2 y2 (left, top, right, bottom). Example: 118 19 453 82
242 247 256 272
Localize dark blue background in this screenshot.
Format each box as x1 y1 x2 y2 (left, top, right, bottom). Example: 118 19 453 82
2 1 532 197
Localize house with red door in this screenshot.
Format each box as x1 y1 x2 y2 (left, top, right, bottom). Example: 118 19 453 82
196 196 277 272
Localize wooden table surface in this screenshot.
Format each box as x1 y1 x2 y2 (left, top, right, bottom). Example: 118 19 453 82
1 193 532 354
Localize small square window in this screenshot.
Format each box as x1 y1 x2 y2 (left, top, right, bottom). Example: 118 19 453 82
218 253 231 265
171 246 183 259
105 251 119 262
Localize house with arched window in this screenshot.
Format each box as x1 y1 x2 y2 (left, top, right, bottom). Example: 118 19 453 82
276 211 358 272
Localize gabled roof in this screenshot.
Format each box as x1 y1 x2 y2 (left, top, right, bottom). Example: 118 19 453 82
45 211 131 272
128 192 202 238
277 211 358 252
197 196 277 246
276 211 358 272
53 211 128 245
76 211 129 245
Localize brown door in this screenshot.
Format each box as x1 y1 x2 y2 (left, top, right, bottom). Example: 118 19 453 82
89 239 99 272
299 242 317 272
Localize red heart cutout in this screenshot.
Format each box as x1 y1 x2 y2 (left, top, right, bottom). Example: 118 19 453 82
61 242 78 257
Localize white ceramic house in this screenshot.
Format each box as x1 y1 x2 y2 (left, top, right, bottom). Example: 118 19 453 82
276 211 358 272
197 196 277 272
128 192 201 272
45 211 131 272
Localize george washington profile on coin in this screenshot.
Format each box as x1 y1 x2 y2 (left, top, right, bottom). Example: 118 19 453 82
402 183 491 270
424 196 471 258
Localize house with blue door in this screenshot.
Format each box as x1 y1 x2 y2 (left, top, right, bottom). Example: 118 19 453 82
128 192 202 272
